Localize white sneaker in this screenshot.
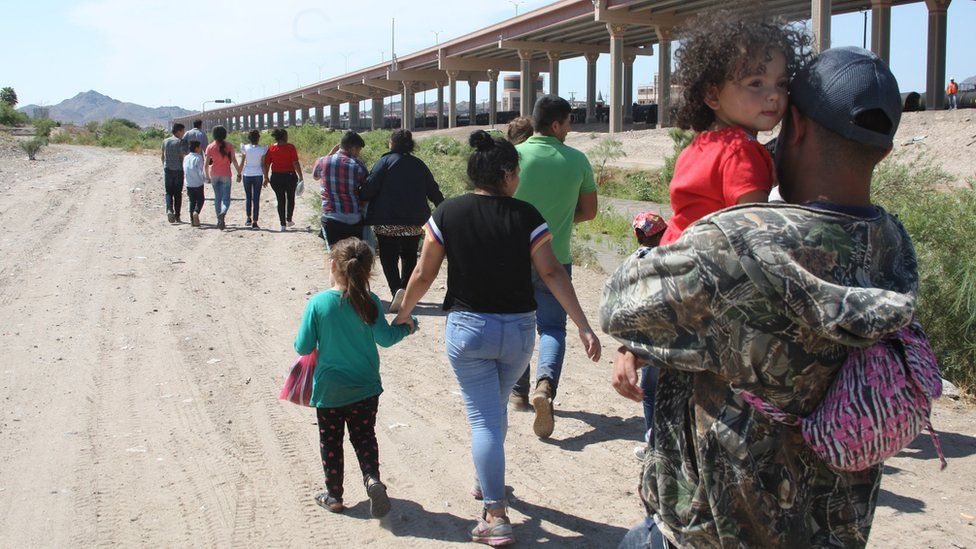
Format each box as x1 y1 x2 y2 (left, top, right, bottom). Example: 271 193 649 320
280 225 287 232
633 445 646 462
388 289 405 314
287 220 295 227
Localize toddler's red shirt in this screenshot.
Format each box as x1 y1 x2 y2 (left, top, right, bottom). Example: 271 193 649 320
660 126 773 245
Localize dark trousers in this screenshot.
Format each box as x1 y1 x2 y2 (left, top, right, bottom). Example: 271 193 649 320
325 218 365 247
242 175 263 222
269 172 297 226
376 234 421 295
164 168 184 217
316 395 380 498
186 186 205 215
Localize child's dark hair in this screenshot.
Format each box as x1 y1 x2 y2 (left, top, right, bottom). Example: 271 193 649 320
506 116 534 145
467 130 519 195
673 9 811 131
189 140 200 152
389 129 415 154
271 128 288 142
212 125 230 158
331 238 378 325
247 129 260 145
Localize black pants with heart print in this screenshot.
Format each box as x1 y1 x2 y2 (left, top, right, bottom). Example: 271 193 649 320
316 395 380 499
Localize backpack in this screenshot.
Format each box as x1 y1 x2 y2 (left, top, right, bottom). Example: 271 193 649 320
734 320 946 472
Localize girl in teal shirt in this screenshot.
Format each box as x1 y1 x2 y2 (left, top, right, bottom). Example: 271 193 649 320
294 238 415 518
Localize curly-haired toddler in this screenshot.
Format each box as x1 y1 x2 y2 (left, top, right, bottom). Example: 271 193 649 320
660 11 809 244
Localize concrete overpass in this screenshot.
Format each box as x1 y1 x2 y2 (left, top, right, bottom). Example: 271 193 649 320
174 0 954 135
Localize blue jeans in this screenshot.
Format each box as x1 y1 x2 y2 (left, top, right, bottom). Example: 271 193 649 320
242 175 262 222
513 263 572 398
641 366 659 436
211 176 232 217
618 517 670 549
446 310 536 509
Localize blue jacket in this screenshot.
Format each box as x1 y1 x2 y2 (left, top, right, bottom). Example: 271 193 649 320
361 152 444 226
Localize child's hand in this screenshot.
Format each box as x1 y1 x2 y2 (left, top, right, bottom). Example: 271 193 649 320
394 316 418 334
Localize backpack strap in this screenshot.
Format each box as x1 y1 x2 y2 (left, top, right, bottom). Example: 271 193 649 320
732 387 801 427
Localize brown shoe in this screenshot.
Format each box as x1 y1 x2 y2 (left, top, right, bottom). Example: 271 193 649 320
509 391 530 412
191 212 200 227
531 379 555 439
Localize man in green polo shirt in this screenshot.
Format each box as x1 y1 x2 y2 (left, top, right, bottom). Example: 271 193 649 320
512 94 598 439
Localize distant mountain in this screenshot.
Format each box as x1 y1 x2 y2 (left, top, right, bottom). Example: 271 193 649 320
18 91 194 128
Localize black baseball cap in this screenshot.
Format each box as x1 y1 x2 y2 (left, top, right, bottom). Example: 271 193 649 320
790 47 901 149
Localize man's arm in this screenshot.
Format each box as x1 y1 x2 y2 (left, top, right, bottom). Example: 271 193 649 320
573 191 598 223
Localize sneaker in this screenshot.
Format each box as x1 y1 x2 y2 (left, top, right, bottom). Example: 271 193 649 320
471 515 514 546
252 222 260 230
633 445 646 462
388 288 405 314
175 215 182 224
167 212 176 223
531 379 555 439
191 212 200 227
217 214 225 230
245 218 252 227
280 225 287 232
287 220 295 227
366 479 391 518
509 392 530 412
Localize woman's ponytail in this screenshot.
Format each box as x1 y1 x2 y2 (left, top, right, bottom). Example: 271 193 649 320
331 238 378 325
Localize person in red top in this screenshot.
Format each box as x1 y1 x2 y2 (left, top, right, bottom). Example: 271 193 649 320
263 128 304 232
659 15 810 245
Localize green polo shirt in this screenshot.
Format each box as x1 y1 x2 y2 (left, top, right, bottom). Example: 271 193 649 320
514 135 596 264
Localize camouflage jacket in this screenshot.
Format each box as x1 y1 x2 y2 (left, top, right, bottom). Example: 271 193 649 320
600 204 918 548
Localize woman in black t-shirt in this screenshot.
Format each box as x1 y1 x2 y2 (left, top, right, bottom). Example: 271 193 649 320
393 131 601 546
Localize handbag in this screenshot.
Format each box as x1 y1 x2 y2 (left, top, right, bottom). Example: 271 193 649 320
278 350 317 406
734 320 946 472
296 179 305 196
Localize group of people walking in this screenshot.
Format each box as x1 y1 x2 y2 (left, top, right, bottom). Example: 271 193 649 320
160 121 304 231
163 9 935 547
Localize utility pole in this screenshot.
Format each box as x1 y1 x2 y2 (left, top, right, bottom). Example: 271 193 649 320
432 30 443 45
509 0 524 16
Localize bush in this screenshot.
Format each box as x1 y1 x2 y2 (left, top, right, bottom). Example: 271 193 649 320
20 137 46 160
0 103 29 126
105 118 140 130
628 171 670 203
873 159 976 394
33 118 58 138
140 127 167 140
587 136 626 185
657 128 695 189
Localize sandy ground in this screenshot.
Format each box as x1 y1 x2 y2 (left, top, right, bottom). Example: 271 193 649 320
0 144 973 548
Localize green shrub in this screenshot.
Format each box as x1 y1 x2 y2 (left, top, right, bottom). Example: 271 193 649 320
418 135 468 157
105 118 140 130
33 118 58 138
0 103 29 126
20 137 46 160
873 159 976 393
140 127 167 140
628 171 670 203
587 136 626 185
657 127 695 189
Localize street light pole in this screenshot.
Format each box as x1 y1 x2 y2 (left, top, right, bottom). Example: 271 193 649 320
509 0 524 16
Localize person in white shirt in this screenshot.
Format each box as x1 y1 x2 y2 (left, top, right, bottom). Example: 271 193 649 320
183 140 207 227
240 130 269 229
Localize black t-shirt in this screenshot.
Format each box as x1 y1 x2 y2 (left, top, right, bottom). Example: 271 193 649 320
427 193 551 313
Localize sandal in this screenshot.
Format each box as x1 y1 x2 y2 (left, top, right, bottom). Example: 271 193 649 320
365 478 391 518
314 491 344 513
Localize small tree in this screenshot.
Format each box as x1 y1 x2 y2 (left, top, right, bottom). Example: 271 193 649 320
587 136 626 185
0 87 17 107
20 137 45 160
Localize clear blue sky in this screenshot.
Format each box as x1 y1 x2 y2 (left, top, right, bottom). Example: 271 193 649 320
5 0 974 113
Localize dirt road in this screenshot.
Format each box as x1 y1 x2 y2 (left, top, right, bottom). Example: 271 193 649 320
0 145 973 548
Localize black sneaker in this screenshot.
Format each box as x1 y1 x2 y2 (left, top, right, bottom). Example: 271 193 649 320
245 218 252 227
167 212 175 223
217 214 225 230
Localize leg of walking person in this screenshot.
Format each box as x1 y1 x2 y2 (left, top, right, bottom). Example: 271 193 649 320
398 235 422 290
251 177 261 226
243 176 254 224
164 169 178 222
269 173 287 228
173 171 184 221
344 396 381 484
527 263 571 438
316 406 346 501
376 235 404 297
618 517 671 549
446 312 508 508
220 178 232 217
324 219 364 247
285 174 297 226
211 179 221 219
